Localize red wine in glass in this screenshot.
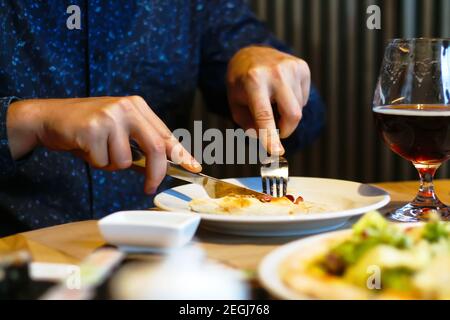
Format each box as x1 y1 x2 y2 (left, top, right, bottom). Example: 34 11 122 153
374 105 450 164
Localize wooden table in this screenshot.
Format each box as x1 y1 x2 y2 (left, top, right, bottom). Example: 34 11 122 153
1 180 450 273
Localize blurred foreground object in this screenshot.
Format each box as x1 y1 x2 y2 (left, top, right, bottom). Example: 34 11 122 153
111 246 249 300
0 251 32 299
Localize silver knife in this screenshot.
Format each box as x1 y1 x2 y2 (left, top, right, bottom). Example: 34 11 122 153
130 141 270 200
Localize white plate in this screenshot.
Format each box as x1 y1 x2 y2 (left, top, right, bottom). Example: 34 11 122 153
258 223 417 299
154 177 390 236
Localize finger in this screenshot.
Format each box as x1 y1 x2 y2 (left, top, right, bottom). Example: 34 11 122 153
144 139 167 195
129 115 167 194
301 80 310 107
229 103 259 140
129 96 201 172
107 128 132 170
86 134 109 168
274 84 302 138
144 118 201 172
291 78 304 108
166 137 202 173
229 102 255 131
245 85 284 155
299 62 311 106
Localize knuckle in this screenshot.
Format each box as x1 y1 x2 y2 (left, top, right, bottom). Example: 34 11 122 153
160 130 174 142
88 152 108 168
290 108 303 122
116 158 132 170
289 57 301 67
273 63 285 77
151 140 166 154
98 106 118 123
254 109 273 122
298 59 309 69
281 58 300 73
247 67 267 83
96 161 109 169
83 118 101 137
115 97 134 113
129 95 145 105
299 59 311 78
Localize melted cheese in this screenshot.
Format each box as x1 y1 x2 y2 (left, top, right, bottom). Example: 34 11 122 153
188 195 326 216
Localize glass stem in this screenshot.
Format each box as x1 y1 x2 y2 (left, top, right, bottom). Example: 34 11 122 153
413 163 441 205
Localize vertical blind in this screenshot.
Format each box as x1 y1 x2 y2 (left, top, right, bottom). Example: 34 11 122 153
192 0 450 183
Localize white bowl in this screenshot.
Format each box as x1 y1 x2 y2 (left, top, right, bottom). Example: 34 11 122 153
98 211 200 253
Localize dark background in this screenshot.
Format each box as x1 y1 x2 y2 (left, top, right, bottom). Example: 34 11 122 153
191 0 450 183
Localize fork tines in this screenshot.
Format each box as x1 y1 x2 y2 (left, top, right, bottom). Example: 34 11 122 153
261 156 289 198
262 176 287 197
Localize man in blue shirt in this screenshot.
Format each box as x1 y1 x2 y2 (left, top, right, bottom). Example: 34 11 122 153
0 1 324 236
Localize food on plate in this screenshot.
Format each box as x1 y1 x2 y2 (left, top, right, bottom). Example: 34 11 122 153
281 211 450 299
188 194 327 216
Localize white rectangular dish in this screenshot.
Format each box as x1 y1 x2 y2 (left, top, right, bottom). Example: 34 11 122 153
98 211 200 253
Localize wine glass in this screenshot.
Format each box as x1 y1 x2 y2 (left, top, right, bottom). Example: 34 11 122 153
373 38 450 222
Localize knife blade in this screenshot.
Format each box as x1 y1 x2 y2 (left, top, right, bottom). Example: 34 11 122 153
129 141 270 200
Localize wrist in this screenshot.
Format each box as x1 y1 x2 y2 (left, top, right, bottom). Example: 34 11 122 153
6 99 41 160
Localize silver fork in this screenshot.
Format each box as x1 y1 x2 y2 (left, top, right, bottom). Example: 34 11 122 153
260 156 289 197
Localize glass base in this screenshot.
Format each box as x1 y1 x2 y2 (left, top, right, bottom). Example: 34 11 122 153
388 163 450 222
388 202 450 222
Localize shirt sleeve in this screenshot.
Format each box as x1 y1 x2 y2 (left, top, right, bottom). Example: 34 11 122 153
0 96 21 177
198 0 325 151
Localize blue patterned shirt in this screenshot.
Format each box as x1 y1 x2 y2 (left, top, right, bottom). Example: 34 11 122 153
0 0 324 236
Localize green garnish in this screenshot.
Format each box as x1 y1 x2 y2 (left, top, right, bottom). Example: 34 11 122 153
322 211 412 274
422 220 449 243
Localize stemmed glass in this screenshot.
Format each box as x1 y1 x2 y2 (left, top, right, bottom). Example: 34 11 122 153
373 38 450 222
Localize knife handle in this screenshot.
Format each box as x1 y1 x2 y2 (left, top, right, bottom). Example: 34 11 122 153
129 140 203 185
129 140 147 168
